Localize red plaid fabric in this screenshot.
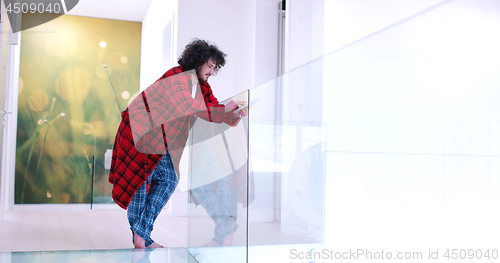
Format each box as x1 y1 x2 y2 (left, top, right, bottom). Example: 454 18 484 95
109 66 243 209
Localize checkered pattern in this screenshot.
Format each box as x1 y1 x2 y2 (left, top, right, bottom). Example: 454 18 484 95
109 66 241 209
127 150 178 247
191 177 238 245
109 111 163 209
130 68 242 155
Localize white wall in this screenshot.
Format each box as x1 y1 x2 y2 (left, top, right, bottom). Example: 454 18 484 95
233 0 257 94
0 9 21 215
285 0 325 72
284 0 324 122
288 0 450 69
140 0 178 91
175 0 282 97
323 0 448 54
254 0 279 88
322 0 500 252
67 0 153 22
176 0 239 100
286 0 313 71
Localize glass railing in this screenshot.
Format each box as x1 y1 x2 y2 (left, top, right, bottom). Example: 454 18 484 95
186 50 326 262
184 0 500 262
185 89 250 262
14 96 118 206
91 135 115 205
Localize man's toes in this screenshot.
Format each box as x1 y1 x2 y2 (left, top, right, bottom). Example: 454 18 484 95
204 240 220 247
147 242 164 249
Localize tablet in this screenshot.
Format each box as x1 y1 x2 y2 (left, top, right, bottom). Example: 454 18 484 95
234 99 260 114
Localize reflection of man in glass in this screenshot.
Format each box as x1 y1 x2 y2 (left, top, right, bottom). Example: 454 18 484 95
191 162 248 246
109 39 246 248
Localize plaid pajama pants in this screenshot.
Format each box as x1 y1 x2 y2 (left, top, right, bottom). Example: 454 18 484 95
127 150 178 247
190 176 239 245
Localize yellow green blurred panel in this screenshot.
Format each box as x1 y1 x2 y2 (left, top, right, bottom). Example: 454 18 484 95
16 13 141 204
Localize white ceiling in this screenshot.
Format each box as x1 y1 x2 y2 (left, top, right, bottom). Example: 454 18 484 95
65 0 153 22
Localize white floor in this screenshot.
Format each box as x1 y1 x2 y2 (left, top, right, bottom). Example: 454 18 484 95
0 209 187 252
2 248 198 263
0 209 306 253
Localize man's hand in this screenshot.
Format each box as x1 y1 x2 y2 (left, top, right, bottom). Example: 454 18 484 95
234 100 248 117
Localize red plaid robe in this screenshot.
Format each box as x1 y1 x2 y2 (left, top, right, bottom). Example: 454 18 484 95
109 66 253 209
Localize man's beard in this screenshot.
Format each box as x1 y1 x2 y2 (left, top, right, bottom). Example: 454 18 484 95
197 75 206 84
195 68 206 84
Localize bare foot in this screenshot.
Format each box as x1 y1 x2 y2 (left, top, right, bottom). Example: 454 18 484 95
203 240 220 247
222 232 234 246
133 230 146 249
147 242 164 248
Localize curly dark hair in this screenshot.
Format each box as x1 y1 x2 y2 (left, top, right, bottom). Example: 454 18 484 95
178 39 226 74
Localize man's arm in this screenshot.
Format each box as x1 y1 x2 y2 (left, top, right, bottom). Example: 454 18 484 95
141 71 239 127
202 83 241 127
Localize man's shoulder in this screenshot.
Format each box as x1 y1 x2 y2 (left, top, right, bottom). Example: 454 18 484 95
167 66 184 77
157 66 185 81
147 66 193 93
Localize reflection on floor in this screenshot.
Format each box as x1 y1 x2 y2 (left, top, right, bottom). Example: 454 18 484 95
0 248 198 263
0 209 313 263
189 244 325 263
0 209 187 252
188 217 306 247
0 209 309 253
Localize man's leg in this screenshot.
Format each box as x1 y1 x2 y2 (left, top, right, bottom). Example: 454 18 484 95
129 151 178 248
191 177 239 246
127 181 148 248
222 180 238 245
223 180 238 222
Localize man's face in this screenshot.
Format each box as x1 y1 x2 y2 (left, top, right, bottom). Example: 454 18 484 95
197 58 216 83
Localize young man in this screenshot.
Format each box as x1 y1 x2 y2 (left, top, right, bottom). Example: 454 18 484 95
109 39 246 248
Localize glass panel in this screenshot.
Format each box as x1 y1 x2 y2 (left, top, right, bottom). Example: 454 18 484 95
186 90 249 263
92 135 115 205
185 1 500 262
185 56 326 261
247 54 326 261
2 248 197 263
15 13 141 205
322 0 500 256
